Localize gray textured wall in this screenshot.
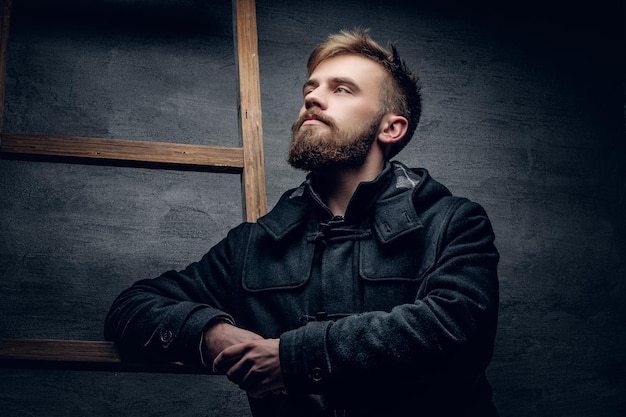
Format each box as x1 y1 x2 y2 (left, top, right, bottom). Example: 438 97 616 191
1 0 624 416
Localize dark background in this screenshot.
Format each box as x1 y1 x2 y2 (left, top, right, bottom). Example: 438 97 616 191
1 0 624 415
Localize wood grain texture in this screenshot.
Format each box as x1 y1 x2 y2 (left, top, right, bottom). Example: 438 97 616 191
0 133 244 172
234 0 267 221
0 338 206 373
0 338 121 363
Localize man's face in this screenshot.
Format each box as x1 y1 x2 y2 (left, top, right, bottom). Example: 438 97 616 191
288 54 387 172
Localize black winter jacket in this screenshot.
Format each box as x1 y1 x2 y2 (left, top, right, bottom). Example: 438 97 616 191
105 161 500 417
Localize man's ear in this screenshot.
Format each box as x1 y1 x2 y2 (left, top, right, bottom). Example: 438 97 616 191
378 114 408 145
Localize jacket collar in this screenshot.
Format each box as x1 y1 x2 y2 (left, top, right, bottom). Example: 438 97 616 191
372 162 426 244
258 162 433 244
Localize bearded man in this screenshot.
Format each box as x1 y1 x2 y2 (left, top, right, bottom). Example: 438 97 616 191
105 29 500 417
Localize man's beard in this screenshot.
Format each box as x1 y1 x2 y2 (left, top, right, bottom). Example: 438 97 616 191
288 110 382 172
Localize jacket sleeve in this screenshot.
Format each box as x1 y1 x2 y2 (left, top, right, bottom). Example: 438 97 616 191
279 198 499 395
104 223 251 368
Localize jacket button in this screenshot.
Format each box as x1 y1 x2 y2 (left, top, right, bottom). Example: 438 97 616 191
310 367 324 382
160 330 173 343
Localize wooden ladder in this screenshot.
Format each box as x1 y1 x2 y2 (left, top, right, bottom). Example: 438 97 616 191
0 0 266 373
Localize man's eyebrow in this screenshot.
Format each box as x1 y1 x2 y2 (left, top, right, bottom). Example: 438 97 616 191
302 77 361 94
302 79 318 94
330 77 360 92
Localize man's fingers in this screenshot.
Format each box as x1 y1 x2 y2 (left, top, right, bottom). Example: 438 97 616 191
212 342 248 374
225 355 254 386
213 338 284 398
229 339 284 396
203 323 263 367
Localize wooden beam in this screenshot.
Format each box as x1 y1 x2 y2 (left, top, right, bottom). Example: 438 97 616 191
0 338 204 374
0 133 245 172
234 0 267 222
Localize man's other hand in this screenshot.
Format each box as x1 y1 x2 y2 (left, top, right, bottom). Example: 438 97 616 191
213 338 284 398
203 321 262 368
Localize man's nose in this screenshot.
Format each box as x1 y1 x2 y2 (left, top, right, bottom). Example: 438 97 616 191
304 89 327 110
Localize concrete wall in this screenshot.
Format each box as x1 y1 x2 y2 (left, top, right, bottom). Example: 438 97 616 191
1 0 624 416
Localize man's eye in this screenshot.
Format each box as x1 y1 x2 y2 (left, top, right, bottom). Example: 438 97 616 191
336 87 350 94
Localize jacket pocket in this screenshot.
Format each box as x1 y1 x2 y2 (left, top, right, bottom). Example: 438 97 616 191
358 237 434 309
241 226 315 292
358 235 434 281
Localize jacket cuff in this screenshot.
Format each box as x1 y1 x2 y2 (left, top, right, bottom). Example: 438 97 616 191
151 303 234 368
279 321 332 394
198 316 235 370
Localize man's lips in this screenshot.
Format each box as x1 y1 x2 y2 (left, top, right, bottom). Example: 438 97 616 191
300 113 328 127
302 118 327 126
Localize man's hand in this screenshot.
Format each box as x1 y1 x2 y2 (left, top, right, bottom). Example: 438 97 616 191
213 338 284 398
202 321 262 367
